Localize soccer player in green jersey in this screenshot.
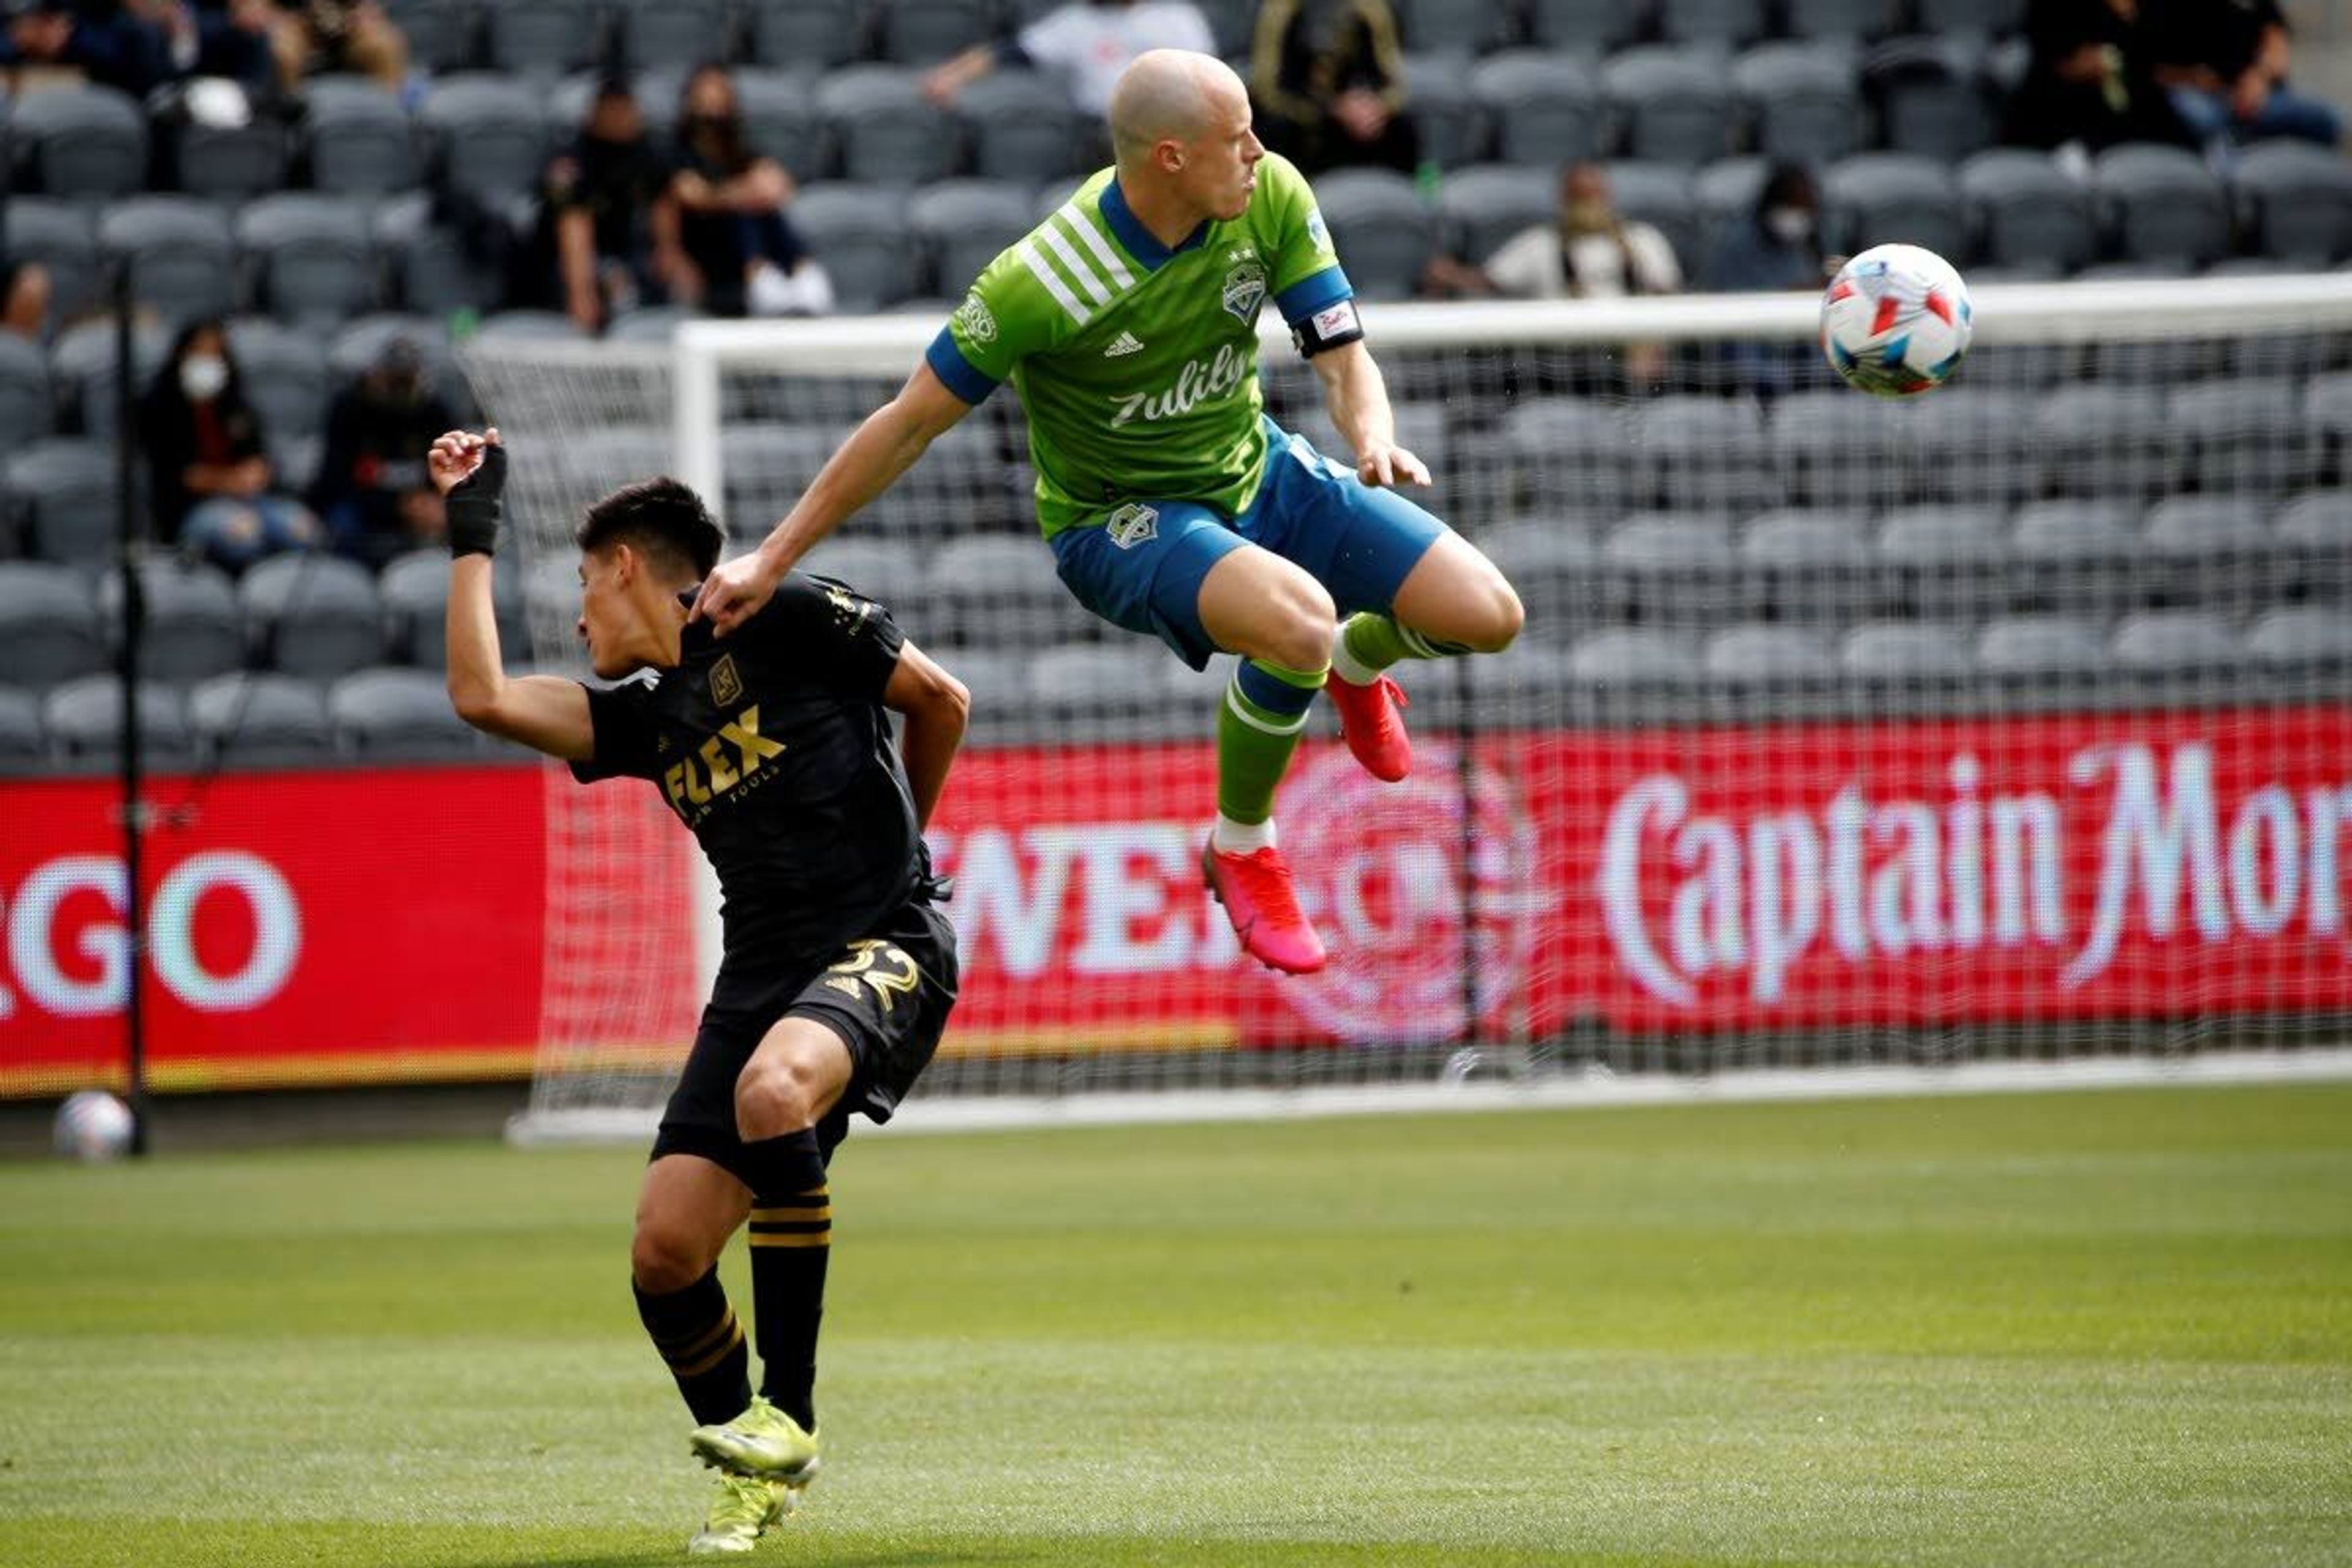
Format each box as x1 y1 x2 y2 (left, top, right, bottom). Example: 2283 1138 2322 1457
693 47 1523 974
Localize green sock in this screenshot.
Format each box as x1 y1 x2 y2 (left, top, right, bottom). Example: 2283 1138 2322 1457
1337 613 1468 681
1215 658 1327 826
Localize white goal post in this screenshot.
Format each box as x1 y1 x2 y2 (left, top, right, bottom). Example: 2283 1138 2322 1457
467 274 2352 1144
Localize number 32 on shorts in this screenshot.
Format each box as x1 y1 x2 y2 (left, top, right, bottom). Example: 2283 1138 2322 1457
821 941 921 1014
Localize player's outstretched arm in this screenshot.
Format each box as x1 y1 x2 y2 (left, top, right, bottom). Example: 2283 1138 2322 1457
1310 337 1431 490
884 639 970 832
430 428 596 763
692 361 974 636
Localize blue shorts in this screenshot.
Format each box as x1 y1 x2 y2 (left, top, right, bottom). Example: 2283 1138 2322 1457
1047 417 1451 670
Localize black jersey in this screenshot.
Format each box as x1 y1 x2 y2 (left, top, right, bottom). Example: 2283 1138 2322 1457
570 573 923 1003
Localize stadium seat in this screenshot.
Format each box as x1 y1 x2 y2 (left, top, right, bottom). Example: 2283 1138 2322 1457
859 415 1033 539
9 83 147 201
1309 169 1438 302
2232 140 2352 266
0 333 52 454
720 424 840 529
418 76 551 205
1914 0 2024 29
1393 0 1513 53
2143 496 2277 613
1661 0 1765 47
241 553 384 678
0 687 42 774
2163 378 2313 500
1975 613 2106 675
48 317 170 443
97 198 239 328
1601 511 1738 625
1637 396 1777 511
99 561 247 685
1471 52 1601 170
873 0 995 66
3 198 98 325
1524 0 1644 50
1566 627 1703 685
731 70 826 184
379 551 453 668
236 194 379 328
1401 53 1481 173
2247 606 2352 664
1840 619 1972 677
1604 48 1733 167
1703 623 1838 685
1864 34 1994 162
549 69 685 147
613 0 735 72
301 77 421 196
924 533 1074 646
227 317 331 448
172 111 290 202
1732 42 1863 167
1501 398 1643 513
330 666 480 760
2110 609 2240 673
745 0 867 69
1738 509 1875 623
2032 383 2174 501
1438 164 1554 270
2092 143 2230 270
1822 154 1971 266
1875 502 2006 621
372 195 499 318
913 181 1051 301
3 438 118 567
1030 642 1173 737
1959 149 2096 276
1694 154 1771 255
818 67 957 187
43 674 192 771
799 538 925 603
2008 499 2142 617
955 70 1082 184
0 562 105 689
790 184 921 313
1786 0 1897 37
383 0 480 72
188 672 334 767
2274 488 2352 551
480 0 606 75
473 309 592 342
1473 516 1603 629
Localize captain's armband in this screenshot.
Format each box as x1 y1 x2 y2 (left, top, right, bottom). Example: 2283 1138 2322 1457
1290 298 1365 360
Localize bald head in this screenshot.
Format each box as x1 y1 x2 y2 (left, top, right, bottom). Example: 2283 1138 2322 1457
1108 49 1247 169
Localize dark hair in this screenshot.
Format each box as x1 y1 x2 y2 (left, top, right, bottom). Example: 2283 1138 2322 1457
576 476 724 582
1757 162 1817 214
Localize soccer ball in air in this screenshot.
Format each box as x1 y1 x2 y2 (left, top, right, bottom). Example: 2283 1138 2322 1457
54 1090 134 1162
1820 244 1972 398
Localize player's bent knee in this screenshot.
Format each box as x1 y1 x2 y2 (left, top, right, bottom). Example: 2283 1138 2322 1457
631 1224 712 1294
1472 578 1525 653
734 1054 826 1142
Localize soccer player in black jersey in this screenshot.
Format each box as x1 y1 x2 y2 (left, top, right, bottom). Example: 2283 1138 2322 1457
429 428 969 1556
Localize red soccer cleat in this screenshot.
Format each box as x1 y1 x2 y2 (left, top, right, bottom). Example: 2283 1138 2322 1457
1202 838 1327 974
1328 673 1412 783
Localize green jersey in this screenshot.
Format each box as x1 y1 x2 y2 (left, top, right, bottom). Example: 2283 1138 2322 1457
925 153 1355 539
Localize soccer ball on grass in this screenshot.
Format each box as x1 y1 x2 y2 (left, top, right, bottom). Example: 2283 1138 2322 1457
1820 243 1972 398
54 1089 135 1161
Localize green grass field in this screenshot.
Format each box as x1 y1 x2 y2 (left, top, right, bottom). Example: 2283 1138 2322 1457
2 1083 2348 1567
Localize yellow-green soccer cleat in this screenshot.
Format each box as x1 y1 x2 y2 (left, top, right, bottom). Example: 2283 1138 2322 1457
685 1471 794 1556
689 1396 821 1483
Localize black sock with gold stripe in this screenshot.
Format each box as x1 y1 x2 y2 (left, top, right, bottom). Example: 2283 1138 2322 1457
633 1265 749 1427
743 1128 831 1433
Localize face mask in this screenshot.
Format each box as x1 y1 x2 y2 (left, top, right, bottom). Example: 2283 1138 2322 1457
1562 199 1614 235
179 354 228 401
1766 207 1814 246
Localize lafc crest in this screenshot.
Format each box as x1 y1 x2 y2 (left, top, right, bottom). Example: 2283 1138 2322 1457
709 653 743 707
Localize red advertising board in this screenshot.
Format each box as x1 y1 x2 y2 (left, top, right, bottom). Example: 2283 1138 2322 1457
9 706 2352 1095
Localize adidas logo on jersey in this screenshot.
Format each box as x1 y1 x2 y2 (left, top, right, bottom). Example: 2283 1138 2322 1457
1103 331 1146 358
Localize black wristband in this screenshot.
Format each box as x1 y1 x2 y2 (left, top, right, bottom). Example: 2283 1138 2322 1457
447 443 507 559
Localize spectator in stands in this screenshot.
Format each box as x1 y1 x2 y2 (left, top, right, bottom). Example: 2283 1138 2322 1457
1 256 50 341
2005 0 2195 159
0 1 177 97
1423 161 1680 387
190 0 278 96
536 77 687 333
263 0 407 94
310 336 461 565
2146 0 2340 157
668 64 832 318
140 318 321 570
1708 162 1825 294
1248 0 1416 178
922 1 1216 133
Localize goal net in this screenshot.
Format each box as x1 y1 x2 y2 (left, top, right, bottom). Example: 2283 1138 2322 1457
466 273 2352 1142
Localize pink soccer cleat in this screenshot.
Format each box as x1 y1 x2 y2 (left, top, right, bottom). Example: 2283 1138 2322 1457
1328 673 1412 783
1202 838 1327 974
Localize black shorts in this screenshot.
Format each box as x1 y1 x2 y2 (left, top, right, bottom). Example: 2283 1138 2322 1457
650 898 958 1183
